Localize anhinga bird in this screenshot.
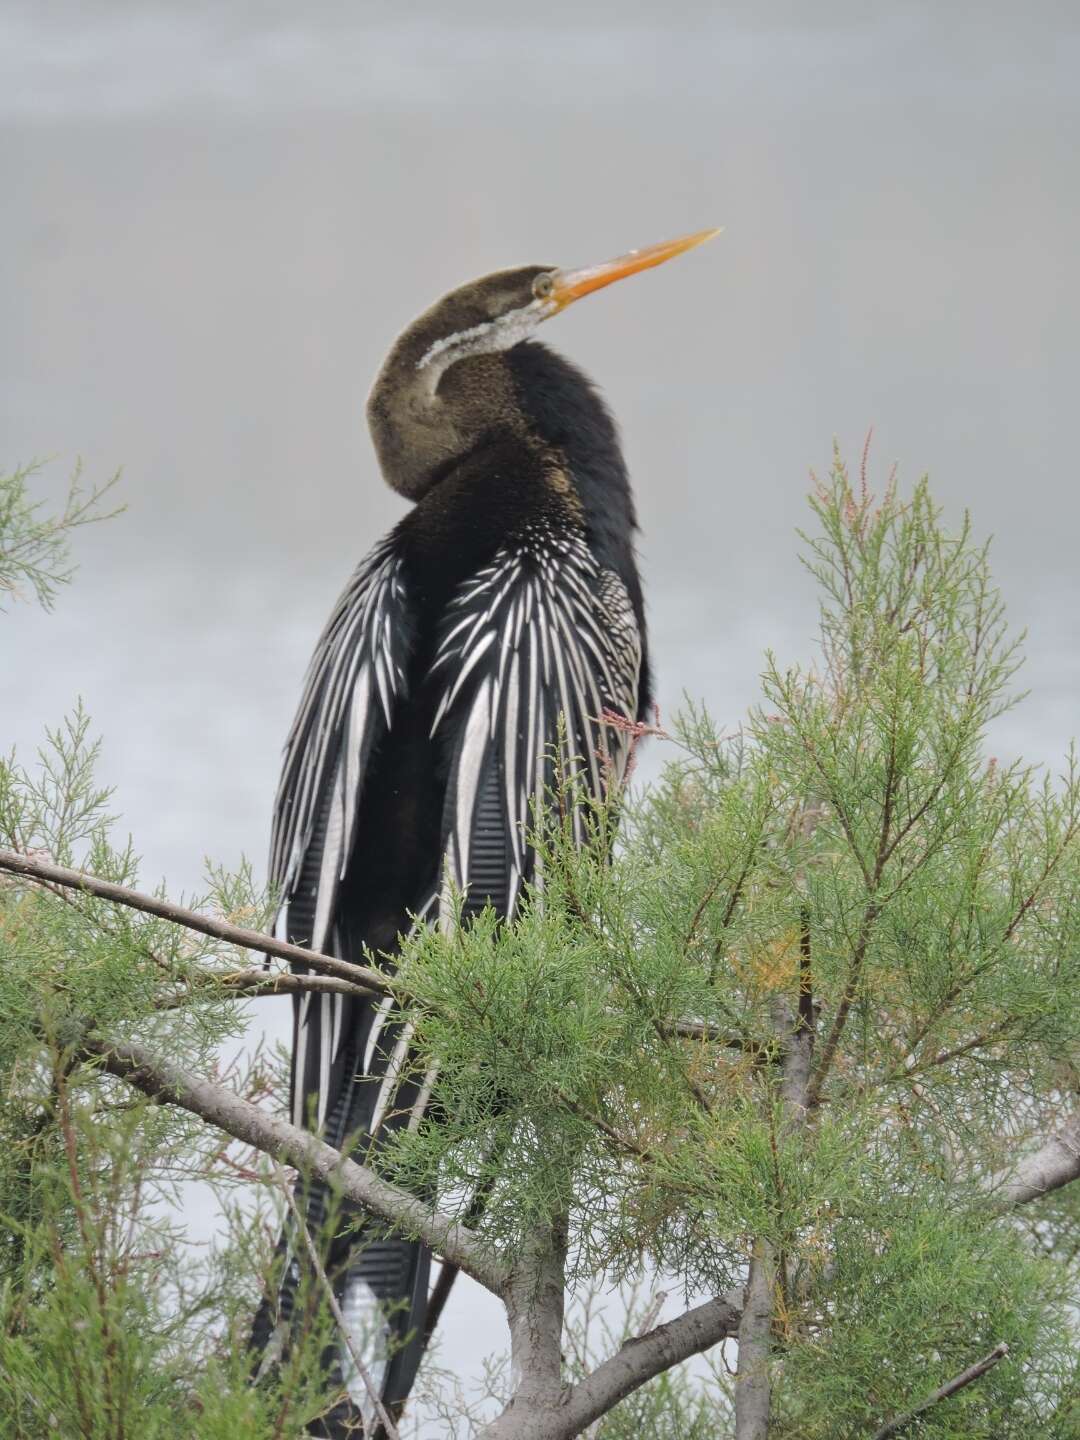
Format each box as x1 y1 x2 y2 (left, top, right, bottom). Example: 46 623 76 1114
251 228 718 1434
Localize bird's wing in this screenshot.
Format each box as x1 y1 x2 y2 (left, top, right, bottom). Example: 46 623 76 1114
430 523 642 923
268 535 411 1127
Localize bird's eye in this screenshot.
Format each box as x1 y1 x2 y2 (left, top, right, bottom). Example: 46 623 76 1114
533 273 555 300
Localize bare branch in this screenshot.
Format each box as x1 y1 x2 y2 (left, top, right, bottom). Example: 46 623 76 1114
558 1291 742 1438
667 1017 778 1060
419 1262 459 1358
994 1112 1080 1209
0 847 399 998
735 991 815 1440
480 1292 743 1440
506 1219 567 1404
2 848 742 1039
734 1242 774 1440
80 1034 509 1297
184 969 372 1003
871 1341 1009 1440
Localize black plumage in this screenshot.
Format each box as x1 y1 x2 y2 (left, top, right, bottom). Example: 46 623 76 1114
250 232 716 1434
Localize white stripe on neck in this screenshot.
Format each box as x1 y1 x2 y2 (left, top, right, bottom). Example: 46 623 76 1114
415 297 552 378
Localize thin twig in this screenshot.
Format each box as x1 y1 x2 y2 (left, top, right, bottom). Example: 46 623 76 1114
1002 822 1080 946
805 706 901 1109
805 902 879 1109
871 1342 1009 1440
708 841 766 982
666 1017 778 1062
0 847 400 997
170 969 372 1006
553 1086 654 1162
278 1170 400 1440
881 1018 1016 1085
684 870 727 953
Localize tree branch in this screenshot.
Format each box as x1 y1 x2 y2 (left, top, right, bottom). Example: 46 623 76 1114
732 990 815 1440
80 1028 746 1437
184 969 373 1003
79 1033 509 1298
480 1291 743 1440
805 901 878 1110
478 1213 569 1439
552 1086 654 1162
994 1112 1080 1209
3 849 741 1041
0 846 399 997
558 1291 743 1437
734 1241 775 1440
667 1016 779 1061
871 1341 1009 1440
506 1218 567 1404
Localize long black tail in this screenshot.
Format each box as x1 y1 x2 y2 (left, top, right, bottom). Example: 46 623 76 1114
250 1006 432 1436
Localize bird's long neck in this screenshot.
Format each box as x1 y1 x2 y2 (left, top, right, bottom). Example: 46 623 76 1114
371 335 639 592
381 337 650 721
367 335 521 503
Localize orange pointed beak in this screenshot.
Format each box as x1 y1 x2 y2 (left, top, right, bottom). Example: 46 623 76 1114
549 227 721 311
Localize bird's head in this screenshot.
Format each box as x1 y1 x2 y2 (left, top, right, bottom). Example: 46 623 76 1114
367 228 720 500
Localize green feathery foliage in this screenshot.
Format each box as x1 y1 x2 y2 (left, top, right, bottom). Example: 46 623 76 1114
0 460 120 611
1 455 1079 1436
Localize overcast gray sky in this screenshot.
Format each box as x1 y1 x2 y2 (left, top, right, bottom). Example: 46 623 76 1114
4 0 1079 1424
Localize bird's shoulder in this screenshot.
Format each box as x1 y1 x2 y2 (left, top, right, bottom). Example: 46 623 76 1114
393 431 588 602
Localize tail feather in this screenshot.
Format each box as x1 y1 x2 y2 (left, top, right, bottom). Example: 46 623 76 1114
252 1003 433 1437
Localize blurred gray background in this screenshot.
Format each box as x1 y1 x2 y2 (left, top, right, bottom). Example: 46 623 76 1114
3 0 1079 1422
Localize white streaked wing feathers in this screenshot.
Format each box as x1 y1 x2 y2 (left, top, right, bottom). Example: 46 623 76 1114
432 526 642 921
281 524 642 1132
272 537 409 1129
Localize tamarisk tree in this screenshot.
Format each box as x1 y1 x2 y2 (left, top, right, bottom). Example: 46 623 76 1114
1 457 1079 1438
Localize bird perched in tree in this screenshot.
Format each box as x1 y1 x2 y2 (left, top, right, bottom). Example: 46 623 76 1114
250 228 719 1435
